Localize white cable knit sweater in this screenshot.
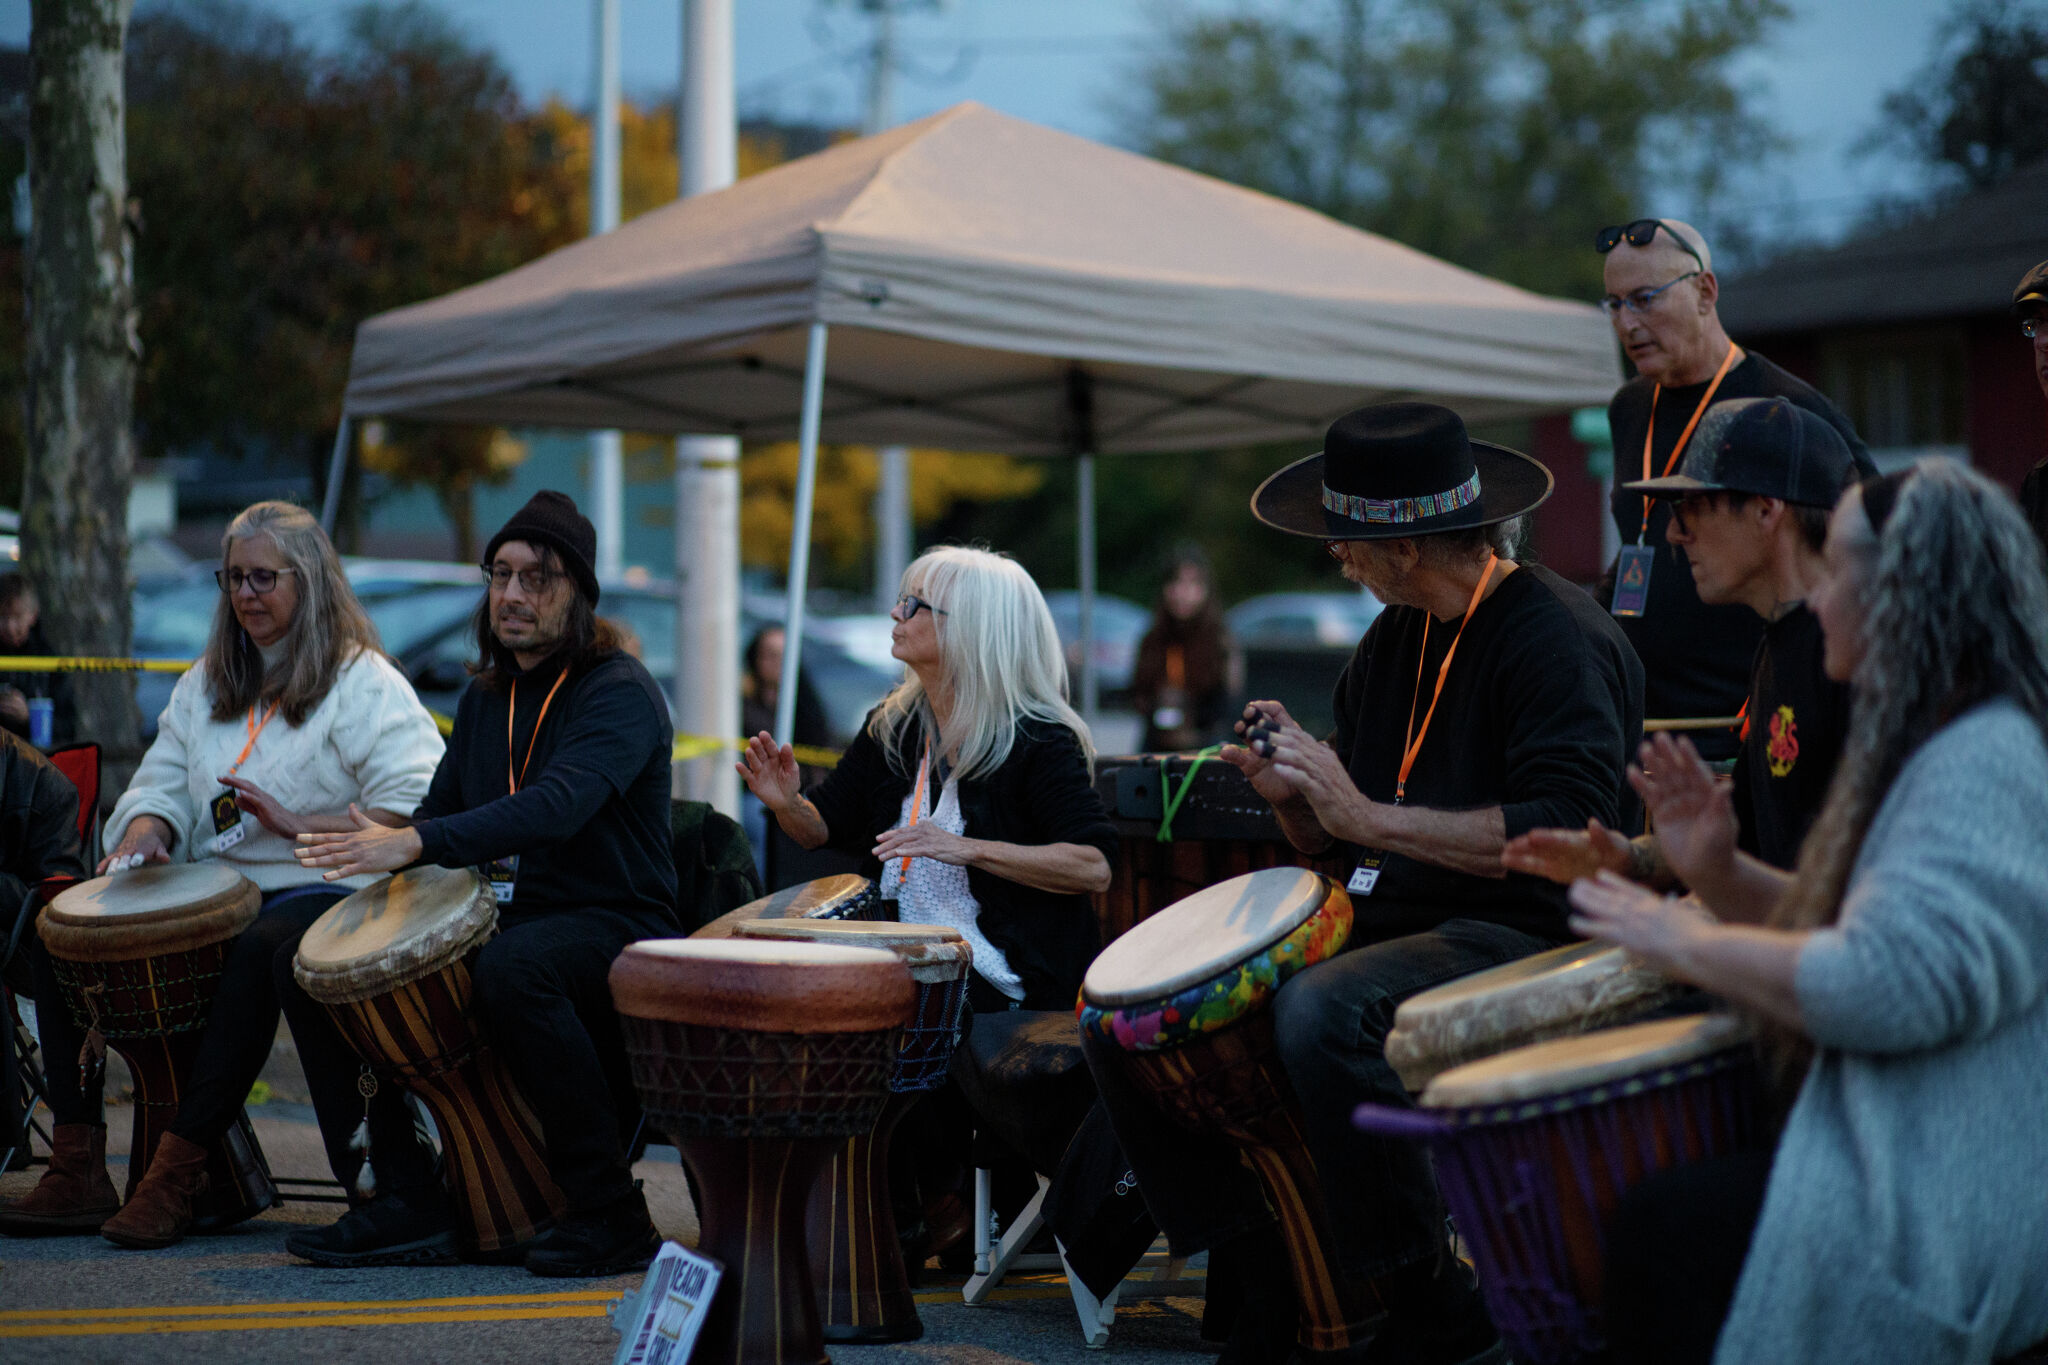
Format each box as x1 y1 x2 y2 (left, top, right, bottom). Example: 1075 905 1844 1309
108 649 445 892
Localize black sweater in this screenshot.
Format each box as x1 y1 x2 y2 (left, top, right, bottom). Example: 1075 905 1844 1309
1332 565 1643 941
0 729 85 920
1598 352 1873 749
415 652 678 928
807 714 1118 1011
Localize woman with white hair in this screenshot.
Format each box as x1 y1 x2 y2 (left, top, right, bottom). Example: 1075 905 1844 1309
1568 460 2048 1364
739 544 1115 1011
0 502 446 1255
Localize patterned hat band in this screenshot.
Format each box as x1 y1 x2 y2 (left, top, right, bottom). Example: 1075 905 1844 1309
1321 468 1482 525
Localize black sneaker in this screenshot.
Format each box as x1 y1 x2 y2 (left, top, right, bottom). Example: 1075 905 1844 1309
1355 1262 1506 1365
524 1187 660 1279
285 1190 459 1268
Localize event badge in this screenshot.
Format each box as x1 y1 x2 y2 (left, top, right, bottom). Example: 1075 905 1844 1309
207 790 247 855
1610 545 1655 618
1348 850 1385 897
485 855 519 904
608 1240 723 1365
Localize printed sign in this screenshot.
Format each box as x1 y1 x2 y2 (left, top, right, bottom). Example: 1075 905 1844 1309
611 1241 724 1365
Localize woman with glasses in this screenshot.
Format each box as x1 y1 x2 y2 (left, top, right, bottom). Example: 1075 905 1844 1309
0 501 445 1249
1571 463 2048 1364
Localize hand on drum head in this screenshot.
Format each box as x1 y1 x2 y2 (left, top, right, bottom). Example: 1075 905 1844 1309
1566 871 1713 975
1628 733 1737 895
293 804 424 881
736 732 801 812
1502 819 1633 886
98 815 174 874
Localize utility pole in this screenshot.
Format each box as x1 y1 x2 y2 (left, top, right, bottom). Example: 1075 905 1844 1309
674 0 741 815
864 0 912 611
589 0 624 583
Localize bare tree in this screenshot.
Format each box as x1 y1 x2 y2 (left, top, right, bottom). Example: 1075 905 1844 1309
25 0 142 763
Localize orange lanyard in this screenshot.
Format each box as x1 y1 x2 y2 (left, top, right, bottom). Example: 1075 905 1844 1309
898 737 933 880
1395 554 1499 805
1164 645 1185 690
227 702 279 779
506 668 569 794
1636 342 1741 543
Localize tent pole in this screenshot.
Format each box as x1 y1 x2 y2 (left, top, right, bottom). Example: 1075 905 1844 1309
319 416 352 535
776 322 830 744
1077 453 1097 724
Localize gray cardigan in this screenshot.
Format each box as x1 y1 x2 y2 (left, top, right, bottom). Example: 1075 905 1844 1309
1715 700 2048 1364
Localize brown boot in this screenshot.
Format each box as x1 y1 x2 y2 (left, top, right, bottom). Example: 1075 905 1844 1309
100 1131 209 1249
0 1123 121 1236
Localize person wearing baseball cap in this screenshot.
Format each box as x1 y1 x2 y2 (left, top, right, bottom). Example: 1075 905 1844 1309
2010 262 2048 547
288 490 680 1277
1507 396 1859 899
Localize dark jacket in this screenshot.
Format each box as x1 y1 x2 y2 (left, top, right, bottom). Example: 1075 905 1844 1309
0 729 86 951
807 713 1117 1010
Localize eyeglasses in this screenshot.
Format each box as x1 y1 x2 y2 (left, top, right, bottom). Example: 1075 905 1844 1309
1599 271 1701 317
215 567 295 595
481 563 560 594
1325 540 1350 560
893 593 947 620
1595 219 1706 270
2025 316 2041 340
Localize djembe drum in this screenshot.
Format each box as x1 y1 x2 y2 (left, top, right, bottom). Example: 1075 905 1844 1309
1384 940 1683 1091
294 866 565 1257
1078 867 1379 1354
692 874 878 941
38 864 278 1229
611 938 913 1365
1355 1013 1766 1364
735 919 973 1343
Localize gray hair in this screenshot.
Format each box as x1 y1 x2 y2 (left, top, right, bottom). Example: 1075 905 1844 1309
868 545 1093 782
202 501 383 725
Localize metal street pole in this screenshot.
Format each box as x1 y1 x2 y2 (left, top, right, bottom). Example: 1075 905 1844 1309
589 0 624 584
675 0 741 814
865 0 911 611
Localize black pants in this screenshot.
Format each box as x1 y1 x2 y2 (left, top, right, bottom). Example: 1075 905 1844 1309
1084 914 1556 1279
469 906 673 1214
1602 1148 1775 1365
33 884 439 1195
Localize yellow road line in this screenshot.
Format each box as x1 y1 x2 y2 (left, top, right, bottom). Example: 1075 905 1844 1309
1 1305 609 1338
0 1290 618 1322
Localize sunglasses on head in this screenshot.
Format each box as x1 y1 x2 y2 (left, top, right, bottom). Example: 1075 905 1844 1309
1595 219 1705 270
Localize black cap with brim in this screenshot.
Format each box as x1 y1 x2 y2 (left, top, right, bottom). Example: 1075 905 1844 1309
1250 440 1553 541
2015 260 2048 315
1627 473 1727 499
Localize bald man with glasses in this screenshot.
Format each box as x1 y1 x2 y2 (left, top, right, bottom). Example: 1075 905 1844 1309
1593 218 1874 757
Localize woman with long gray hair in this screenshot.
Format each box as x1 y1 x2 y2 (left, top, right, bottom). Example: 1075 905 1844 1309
0 502 447 1254
1566 459 2048 1364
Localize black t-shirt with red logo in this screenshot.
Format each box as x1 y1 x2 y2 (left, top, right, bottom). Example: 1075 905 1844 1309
1732 603 1851 869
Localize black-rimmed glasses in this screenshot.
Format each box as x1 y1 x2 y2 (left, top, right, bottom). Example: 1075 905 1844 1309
893 593 947 620
481 563 560 594
2025 316 2041 340
1595 219 1706 270
215 567 295 595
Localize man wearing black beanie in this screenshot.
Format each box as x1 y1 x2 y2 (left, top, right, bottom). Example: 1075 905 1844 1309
288 490 679 1276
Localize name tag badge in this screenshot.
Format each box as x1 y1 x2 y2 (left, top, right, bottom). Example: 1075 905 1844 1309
485 855 519 904
207 790 246 855
1348 851 1385 897
1610 544 1654 618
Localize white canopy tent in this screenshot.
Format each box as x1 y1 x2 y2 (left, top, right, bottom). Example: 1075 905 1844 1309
335 101 1621 740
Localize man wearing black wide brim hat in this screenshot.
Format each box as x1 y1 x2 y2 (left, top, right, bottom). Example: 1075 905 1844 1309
1081 403 1644 1365
286 491 680 1277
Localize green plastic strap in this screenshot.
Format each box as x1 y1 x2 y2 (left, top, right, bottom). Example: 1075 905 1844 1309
1156 745 1225 843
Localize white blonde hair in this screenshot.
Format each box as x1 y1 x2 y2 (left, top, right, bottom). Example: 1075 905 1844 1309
869 545 1093 781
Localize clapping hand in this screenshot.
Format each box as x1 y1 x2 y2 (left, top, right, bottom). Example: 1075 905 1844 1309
1502 819 1634 885
1629 733 1737 894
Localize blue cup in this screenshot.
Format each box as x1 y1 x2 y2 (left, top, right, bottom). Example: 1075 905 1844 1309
29 696 52 750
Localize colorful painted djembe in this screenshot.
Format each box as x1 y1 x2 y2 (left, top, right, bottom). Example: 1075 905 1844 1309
294 866 566 1257
1383 939 1683 1091
735 919 973 1343
1078 866 1379 1355
1354 1013 1766 1364
611 938 912 1365
40 863 279 1230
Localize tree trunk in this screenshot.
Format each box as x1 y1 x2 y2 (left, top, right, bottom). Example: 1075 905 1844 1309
24 0 142 769
437 476 476 565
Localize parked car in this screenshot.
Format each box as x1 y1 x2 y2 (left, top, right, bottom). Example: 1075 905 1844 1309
1224 590 1383 739
1042 591 1149 697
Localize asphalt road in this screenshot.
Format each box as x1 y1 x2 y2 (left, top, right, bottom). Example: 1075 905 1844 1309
1 1102 1218 1365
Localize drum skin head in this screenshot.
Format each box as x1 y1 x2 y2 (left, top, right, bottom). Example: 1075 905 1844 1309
40 863 260 960
610 938 915 1033
1084 868 1330 1007
1385 940 1681 1092
1421 1013 1752 1109
734 919 973 983
294 865 496 1005
693 874 873 940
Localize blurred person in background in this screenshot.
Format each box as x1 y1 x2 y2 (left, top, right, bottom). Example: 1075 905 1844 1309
1131 545 1241 752
737 623 831 883
0 576 75 749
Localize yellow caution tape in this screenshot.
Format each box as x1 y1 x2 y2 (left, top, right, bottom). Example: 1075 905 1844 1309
673 733 842 768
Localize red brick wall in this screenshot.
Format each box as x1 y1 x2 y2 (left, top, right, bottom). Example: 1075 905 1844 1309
1528 410 1609 585
1965 316 2048 491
